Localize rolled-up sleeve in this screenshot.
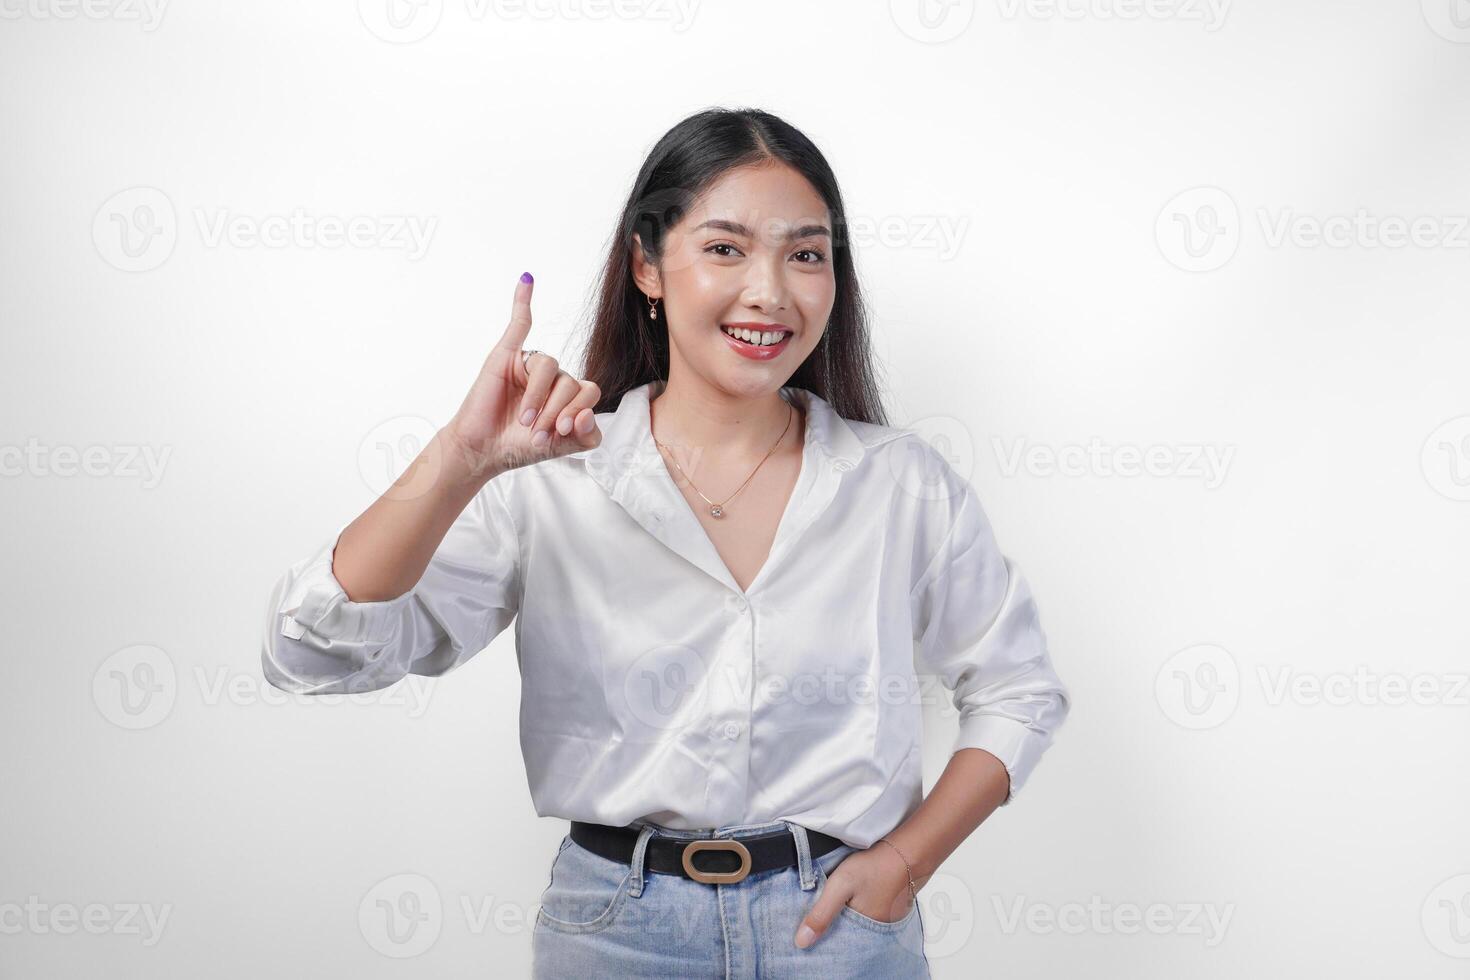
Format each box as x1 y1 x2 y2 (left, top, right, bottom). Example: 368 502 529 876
910 468 1071 807
261 476 521 696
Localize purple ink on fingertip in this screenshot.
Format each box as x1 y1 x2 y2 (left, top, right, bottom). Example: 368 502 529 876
520 271 534 283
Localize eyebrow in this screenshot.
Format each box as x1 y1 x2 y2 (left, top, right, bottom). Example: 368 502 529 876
692 219 831 241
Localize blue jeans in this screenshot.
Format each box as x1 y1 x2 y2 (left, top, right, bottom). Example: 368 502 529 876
531 819 931 979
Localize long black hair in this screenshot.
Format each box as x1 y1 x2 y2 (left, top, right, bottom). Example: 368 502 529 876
580 107 889 426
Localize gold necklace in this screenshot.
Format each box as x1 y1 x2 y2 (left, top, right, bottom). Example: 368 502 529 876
653 399 795 519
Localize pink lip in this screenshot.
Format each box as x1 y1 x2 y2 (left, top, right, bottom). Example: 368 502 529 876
720 325 792 361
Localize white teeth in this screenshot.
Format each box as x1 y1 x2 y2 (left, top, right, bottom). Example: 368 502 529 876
722 326 787 347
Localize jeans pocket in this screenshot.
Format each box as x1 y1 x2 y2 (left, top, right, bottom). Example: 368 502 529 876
535 837 634 935
838 894 918 933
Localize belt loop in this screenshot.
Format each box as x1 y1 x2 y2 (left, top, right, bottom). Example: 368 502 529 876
627 823 657 898
784 821 817 891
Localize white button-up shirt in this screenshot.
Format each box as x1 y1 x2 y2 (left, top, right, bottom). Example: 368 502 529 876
261 379 1071 848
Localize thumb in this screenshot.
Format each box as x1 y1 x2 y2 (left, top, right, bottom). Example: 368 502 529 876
795 877 848 949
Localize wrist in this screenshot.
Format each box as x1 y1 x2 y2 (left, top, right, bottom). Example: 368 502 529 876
881 832 938 885
873 838 921 902
437 426 508 489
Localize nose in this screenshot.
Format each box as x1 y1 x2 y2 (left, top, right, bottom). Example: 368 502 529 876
740 255 788 316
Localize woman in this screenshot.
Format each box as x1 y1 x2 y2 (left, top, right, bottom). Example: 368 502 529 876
262 107 1071 978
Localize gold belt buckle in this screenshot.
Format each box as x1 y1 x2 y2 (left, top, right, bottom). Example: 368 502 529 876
681 839 753 884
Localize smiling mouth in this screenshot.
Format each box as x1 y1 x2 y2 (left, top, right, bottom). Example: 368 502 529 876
720 324 793 347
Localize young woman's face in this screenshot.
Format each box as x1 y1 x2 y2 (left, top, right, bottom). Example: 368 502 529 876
636 162 835 399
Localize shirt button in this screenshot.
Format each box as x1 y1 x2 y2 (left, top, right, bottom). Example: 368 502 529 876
736 598 749 613
722 722 742 740
833 459 854 472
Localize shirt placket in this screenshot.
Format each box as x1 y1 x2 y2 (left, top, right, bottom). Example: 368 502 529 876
589 390 857 823
702 590 755 816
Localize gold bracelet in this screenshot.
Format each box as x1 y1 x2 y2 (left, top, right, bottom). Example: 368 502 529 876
875 837 918 907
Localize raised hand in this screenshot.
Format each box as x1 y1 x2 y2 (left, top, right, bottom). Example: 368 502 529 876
446 272 603 479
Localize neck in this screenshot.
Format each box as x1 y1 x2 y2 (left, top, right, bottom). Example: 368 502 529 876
649 374 802 462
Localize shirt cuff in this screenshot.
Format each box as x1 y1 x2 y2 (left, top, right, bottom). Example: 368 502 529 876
281 539 407 647
952 708 1060 807
263 524 414 694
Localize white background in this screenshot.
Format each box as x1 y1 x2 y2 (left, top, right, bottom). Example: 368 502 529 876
3 1 1469 977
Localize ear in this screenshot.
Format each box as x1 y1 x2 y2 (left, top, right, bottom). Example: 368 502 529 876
629 232 661 299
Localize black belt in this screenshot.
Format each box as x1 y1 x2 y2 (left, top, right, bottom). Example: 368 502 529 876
569 820 845 885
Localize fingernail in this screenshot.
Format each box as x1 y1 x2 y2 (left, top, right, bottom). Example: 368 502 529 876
520 408 535 426
532 430 549 448
557 416 572 435
795 925 815 949
520 271 533 283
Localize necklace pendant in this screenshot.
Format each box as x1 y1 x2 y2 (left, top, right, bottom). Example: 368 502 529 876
709 505 724 519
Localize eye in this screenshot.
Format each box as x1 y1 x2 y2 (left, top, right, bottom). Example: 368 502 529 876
793 248 827 265
705 242 744 258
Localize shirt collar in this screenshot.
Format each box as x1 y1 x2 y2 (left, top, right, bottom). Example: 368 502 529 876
571 378 868 494
565 379 883 597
